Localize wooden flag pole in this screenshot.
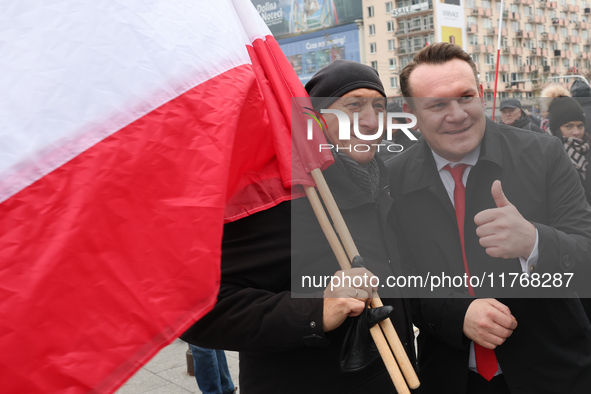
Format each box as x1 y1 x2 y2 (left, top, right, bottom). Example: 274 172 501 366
310 169 420 390
303 185 411 394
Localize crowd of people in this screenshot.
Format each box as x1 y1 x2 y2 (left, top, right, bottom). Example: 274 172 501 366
183 43 591 394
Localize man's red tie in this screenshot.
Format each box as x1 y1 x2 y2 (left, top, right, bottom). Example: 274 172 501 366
443 164 498 381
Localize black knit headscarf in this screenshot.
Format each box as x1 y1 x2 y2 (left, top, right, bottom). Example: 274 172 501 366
548 96 586 137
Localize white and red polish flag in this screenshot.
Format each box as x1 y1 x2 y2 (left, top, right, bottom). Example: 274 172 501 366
0 1 332 393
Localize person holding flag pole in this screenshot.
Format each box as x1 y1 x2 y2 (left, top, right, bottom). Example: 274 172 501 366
181 11 419 392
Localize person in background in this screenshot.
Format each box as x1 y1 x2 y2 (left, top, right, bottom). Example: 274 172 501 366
539 107 550 133
548 95 591 321
189 345 236 394
547 96 591 204
499 99 544 133
570 80 591 133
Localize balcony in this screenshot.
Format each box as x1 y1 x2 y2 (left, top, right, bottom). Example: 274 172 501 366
468 24 478 33
472 7 483 15
568 4 579 12
516 30 524 37
493 27 508 36
507 12 521 20
503 46 516 54
540 32 549 41
548 1 557 9
586 7 591 14
543 65 551 73
554 49 562 56
531 48 542 56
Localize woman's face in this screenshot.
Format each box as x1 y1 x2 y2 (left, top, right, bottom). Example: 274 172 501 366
323 88 386 165
560 121 585 139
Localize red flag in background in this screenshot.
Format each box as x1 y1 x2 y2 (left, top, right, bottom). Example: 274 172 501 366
0 1 331 393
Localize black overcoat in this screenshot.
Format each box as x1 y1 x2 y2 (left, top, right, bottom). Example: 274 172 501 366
182 158 416 394
387 119 591 394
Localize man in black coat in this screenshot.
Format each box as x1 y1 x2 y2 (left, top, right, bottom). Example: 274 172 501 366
182 60 416 394
389 43 591 393
499 99 544 133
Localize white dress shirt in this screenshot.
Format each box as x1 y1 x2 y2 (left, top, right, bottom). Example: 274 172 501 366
431 146 539 376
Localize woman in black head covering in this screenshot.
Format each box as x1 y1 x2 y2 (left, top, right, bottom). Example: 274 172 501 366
548 96 591 204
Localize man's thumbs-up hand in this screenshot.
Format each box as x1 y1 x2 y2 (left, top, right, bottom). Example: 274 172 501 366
474 180 536 259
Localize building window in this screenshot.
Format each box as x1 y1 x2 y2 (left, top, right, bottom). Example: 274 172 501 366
387 20 394 32
485 72 495 82
525 23 533 32
469 34 478 45
471 53 479 63
485 54 494 65
514 56 522 66
500 92 509 99
388 39 396 51
370 43 377 54
386 1 393 12
371 60 378 70
561 27 568 37
368 6 374 17
512 21 520 32
563 58 570 68
369 24 376 35
510 4 519 12
482 0 491 8
485 91 494 101
401 57 409 68
523 6 532 16
526 91 535 99
390 77 398 89
389 58 396 69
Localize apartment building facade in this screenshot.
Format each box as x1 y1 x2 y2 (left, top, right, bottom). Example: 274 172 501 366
363 0 591 103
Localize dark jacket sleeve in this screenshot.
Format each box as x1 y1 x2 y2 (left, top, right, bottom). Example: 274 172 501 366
181 201 328 352
531 137 591 295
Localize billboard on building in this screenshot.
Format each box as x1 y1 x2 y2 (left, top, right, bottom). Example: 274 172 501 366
252 0 362 39
435 0 466 50
278 23 360 85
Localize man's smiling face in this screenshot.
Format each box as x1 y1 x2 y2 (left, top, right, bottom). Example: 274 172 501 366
404 58 486 162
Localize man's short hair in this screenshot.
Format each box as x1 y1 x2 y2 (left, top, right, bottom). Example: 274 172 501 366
399 43 479 98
